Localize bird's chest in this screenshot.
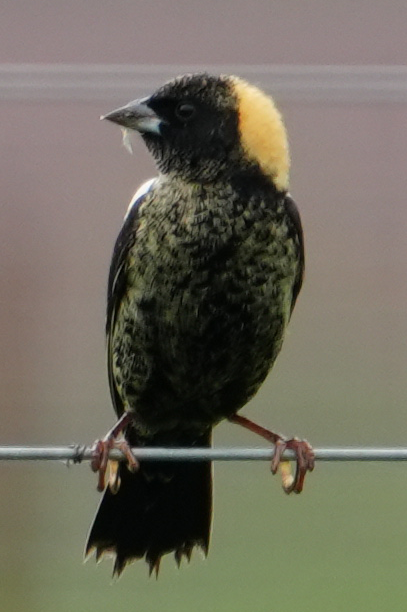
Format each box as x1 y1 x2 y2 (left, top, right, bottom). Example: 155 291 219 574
128 198 297 359
112 195 299 430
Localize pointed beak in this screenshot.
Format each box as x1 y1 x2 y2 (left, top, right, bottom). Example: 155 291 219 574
101 99 162 135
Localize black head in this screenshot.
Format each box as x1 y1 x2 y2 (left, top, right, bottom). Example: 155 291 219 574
103 73 290 189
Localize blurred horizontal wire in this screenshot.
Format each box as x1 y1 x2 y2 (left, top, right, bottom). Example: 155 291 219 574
1 64 407 102
1 446 407 462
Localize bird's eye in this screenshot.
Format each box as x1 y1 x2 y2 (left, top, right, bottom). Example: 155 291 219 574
174 102 196 122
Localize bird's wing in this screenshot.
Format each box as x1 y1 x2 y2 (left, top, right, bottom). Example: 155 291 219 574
284 193 305 315
106 179 156 416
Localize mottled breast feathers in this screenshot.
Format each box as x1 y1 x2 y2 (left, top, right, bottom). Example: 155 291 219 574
106 184 304 418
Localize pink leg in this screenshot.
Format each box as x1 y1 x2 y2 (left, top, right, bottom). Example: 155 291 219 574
90 413 139 492
229 414 314 494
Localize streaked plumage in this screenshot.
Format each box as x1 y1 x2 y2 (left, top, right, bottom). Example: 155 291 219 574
86 73 311 576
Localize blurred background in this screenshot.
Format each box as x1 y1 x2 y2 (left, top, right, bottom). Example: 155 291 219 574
1 1 407 610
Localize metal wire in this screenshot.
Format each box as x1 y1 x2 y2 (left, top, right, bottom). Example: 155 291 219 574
1 64 407 102
0 446 407 463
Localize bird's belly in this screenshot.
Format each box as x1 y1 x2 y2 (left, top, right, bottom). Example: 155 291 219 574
111 259 295 436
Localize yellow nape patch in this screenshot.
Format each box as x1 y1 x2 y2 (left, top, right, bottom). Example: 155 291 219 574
230 77 290 191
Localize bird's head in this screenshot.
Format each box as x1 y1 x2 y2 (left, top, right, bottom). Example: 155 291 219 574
102 73 290 191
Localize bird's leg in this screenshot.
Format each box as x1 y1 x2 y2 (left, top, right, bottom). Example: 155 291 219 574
90 413 139 492
229 414 314 494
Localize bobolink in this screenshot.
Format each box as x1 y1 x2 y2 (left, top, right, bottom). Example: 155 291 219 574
86 73 314 576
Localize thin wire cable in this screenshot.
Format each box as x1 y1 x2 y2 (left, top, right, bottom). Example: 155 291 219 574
0 446 407 462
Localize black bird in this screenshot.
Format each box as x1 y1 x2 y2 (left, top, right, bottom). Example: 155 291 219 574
86 73 314 576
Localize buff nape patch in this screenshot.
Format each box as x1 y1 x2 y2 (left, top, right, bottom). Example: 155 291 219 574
231 77 290 191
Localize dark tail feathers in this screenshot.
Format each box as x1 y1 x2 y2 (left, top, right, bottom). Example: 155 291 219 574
85 431 212 576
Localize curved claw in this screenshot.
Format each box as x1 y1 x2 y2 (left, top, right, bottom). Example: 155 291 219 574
228 414 314 494
91 437 139 492
90 413 139 492
91 437 114 492
271 437 315 494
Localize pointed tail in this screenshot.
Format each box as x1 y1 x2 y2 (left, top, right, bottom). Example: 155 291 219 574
85 430 212 576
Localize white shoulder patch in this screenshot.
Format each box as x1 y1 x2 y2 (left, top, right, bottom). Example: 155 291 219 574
124 178 157 220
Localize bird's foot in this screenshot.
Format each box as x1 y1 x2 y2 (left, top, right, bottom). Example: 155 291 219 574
90 413 139 492
271 437 314 494
229 414 314 494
